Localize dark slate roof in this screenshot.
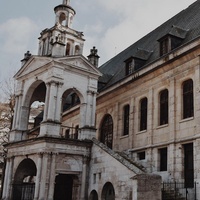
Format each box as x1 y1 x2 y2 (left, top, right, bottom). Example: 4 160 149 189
98 0 200 90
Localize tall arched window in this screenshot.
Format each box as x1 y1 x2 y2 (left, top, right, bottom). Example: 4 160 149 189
183 79 194 119
100 115 113 149
159 89 168 125
123 105 130 135
140 97 148 131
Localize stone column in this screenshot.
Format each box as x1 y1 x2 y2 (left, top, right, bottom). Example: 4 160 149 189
91 92 97 127
16 94 23 129
85 91 92 126
6 156 14 199
2 158 10 199
80 156 88 200
169 78 176 179
47 81 58 121
55 83 63 122
34 153 43 200
43 82 51 121
39 153 49 200
148 87 154 145
80 103 87 128
130 96 135 148
12 95 19 129
47 153 56 200
19 106 29 130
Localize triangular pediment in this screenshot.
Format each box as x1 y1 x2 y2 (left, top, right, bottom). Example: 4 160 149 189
15 55 102 81
55 55 102 77
14 56 53 79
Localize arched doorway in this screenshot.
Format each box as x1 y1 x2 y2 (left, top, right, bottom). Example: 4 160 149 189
101 182 115 200
53 174 73 200
89 190 98 200
13 159 36 200
61 89 81 139
100 115 113 149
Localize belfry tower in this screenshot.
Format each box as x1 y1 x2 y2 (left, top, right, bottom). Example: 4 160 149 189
2 0 101 199
38 0 84 58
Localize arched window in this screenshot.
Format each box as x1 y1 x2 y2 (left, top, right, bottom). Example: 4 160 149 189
123 105 130 135
140 97 148 131
59 13 67 26
159 89 168 125
101 182 115 200
89 190 98 200
75 45 80 55
183 79 194 119
100 115 113 149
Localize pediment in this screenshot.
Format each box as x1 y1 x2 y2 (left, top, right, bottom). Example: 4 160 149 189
55 55 102 77
14 56 53 79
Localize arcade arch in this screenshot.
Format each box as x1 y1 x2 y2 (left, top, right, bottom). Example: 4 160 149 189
89 190 98 200
61 89 82 139
101 182 115 200
12 159 37 200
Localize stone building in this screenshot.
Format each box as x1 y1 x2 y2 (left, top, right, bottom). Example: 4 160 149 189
2 0 200 200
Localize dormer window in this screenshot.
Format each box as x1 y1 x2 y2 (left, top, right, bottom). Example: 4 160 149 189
159 25 188 56
159 35 183 56
125 59 133 76
160 37 170 56
125 57 147 76
124 49 152 76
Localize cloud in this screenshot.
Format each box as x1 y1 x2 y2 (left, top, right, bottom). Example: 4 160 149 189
0 17 39 54
80 0 195 65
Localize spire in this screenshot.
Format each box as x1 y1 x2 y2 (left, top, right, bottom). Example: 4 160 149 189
63 0 70 5
88 47 100 68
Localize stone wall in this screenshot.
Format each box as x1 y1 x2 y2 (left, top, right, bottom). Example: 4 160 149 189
132 174 162 200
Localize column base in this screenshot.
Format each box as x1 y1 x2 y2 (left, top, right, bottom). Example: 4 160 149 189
79 126 97 140
9 129 27 142
39 121 61 137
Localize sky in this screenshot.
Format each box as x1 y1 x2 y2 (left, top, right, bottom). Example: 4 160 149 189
0 0 197 93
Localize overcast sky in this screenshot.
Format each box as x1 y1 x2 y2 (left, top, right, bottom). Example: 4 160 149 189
0 0 197 89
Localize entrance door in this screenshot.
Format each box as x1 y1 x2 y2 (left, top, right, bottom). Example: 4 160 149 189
53 174 73 200
184 143 194 188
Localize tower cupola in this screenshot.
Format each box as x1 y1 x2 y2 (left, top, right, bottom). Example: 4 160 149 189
38 0 85 57
54 0 76 28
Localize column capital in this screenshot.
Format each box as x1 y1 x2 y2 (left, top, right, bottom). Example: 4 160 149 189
46 80 64 86
87 90 97 95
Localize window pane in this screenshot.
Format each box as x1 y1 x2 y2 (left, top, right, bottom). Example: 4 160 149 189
160 89 168 125
123 105 130 135
125 60 133 75
160 148 167 171
140 98 147 131
100 115 113 149
183 79 194 119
